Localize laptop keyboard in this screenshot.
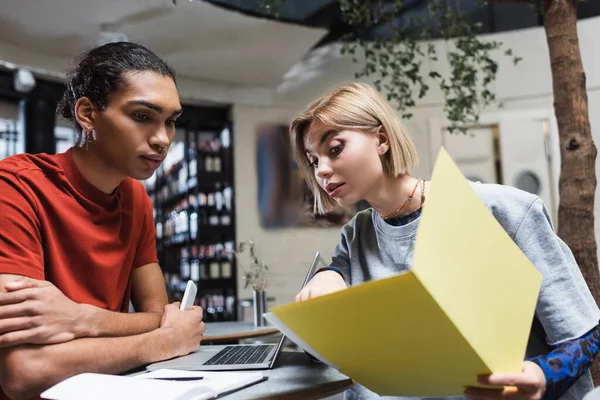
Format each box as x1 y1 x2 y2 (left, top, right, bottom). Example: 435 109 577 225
203 344 274 366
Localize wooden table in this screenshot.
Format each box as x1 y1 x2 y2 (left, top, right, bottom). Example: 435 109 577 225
202 321 279 342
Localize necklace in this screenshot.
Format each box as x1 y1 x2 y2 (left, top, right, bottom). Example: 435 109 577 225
381 178 421 220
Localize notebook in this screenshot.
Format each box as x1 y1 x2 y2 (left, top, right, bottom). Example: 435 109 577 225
41 369 266 400
264 147 543 397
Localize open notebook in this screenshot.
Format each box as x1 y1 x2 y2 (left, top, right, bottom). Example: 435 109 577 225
264 148 543 397
41 369 266 400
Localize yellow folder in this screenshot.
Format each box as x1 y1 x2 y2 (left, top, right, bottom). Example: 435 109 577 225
264 148 542 397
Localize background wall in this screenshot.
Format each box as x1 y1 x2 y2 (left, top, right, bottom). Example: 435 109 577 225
232 104 343 307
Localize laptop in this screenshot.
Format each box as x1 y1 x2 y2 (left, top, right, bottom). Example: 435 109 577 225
146 251 325 372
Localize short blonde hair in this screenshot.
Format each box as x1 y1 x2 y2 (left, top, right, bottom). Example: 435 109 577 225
290 82 418 214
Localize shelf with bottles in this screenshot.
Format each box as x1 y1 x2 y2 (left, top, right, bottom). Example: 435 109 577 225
165 276 236 322
154 182 235 247
142 108 237 321
144 127 232 200
150 175 231 211
163 241 237 321
177 242 235 280
195 134 232 176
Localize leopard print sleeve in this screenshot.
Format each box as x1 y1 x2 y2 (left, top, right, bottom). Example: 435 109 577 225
529 322 600 400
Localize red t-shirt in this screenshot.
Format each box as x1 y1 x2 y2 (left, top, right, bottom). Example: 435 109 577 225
0 148 159 399
0 148 158 310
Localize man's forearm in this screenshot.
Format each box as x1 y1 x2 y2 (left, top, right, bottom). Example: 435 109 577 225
80 304 162 338
1 329 175 400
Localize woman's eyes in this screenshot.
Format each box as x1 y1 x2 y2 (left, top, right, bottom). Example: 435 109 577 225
311 145 343 169
330 144 343 156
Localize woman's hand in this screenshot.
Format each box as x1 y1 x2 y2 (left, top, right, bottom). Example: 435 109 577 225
464 361 546 399
295 270 347 302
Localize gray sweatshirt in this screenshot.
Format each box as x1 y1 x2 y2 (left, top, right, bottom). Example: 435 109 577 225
330 182 600 400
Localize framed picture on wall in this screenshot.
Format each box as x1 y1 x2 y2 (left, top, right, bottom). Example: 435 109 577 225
256 123 365 229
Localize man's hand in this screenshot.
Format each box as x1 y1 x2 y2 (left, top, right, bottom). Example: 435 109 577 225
464 361 546 399
158 303 206 358
0 277 87 347
295 270 348 302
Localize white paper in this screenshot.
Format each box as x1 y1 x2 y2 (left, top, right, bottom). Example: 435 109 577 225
42 370 266 400
193 371 265 394
41 373 213 400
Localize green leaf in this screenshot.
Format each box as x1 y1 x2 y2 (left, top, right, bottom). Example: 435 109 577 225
259 0 512 132
429 71 442 79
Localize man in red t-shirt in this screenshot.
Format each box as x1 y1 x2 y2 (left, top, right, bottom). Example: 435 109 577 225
0 42 205 400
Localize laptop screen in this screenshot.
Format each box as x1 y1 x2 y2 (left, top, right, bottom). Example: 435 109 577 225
269 251 324 364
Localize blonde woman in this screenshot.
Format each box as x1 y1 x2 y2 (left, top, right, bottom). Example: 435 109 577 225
291 82 600 400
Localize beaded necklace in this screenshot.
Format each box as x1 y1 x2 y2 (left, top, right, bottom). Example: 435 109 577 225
380 178 421 220
383 180 427 226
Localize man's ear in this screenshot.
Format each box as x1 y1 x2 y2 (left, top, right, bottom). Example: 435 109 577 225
376 126 390 155
74 97 96 131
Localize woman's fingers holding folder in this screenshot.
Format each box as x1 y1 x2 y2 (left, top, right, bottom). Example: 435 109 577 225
295 271 347 302
464 361 546 399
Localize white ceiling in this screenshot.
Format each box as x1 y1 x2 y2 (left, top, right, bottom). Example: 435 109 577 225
0 0 327 88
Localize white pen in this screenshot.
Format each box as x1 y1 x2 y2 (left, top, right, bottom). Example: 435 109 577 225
180 280 197 311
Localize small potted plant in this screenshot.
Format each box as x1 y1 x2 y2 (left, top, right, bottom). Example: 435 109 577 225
235 240 269 326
